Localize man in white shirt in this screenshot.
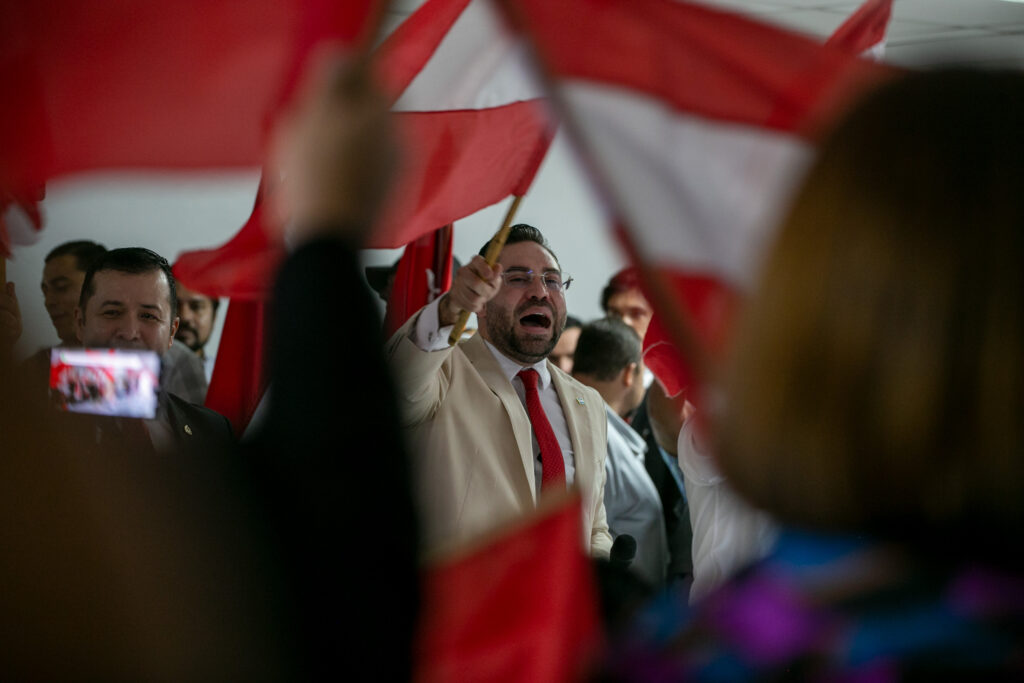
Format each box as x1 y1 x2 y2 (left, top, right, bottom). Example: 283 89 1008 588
385 224 612 557
677 414 777 602
572 317 668 586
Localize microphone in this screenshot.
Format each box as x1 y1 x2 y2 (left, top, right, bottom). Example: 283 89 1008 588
609 534 636 571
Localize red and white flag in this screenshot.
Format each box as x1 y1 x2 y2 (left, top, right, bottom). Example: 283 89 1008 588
384 224 456 338
0 0 380 192
369 0 554 248
172 0 552 430
502 0 894 397
176 0 556 288
827 0 894 59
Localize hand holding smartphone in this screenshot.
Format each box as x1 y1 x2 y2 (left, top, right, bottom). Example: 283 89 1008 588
50 348 160 419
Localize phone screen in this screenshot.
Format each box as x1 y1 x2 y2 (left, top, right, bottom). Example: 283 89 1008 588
50 348 161 419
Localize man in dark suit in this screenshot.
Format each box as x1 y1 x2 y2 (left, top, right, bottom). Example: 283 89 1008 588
72 247 233 455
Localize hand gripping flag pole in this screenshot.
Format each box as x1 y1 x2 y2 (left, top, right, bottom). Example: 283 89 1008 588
447 194 524 346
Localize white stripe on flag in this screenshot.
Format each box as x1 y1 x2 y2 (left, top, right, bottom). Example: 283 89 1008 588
566 82 812 287
394 0 543 112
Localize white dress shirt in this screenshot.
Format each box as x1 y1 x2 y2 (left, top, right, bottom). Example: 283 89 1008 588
677 417 777 603
412 297 576 498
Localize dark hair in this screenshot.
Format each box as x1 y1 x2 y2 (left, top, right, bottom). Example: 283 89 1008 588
45 240 107 274
572 317 641 382
719 68 1024 558
600 267 641 312
176 283 221 313
478 223 560 269
563 315 583 331
79 247 177 314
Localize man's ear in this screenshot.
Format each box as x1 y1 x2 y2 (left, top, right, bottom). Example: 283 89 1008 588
621 361 638 388
169 316 180 348
74 306 84 343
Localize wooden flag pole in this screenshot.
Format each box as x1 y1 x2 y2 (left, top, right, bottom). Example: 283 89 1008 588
448 195 524 345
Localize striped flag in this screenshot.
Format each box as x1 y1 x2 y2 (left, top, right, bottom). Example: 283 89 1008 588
369 0 554 248
501 0 894 397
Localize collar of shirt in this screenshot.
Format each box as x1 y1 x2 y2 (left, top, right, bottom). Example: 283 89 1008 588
605 404 647 458
482 339 551 389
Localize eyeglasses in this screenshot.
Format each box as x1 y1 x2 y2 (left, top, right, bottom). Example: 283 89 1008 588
500 269 573 293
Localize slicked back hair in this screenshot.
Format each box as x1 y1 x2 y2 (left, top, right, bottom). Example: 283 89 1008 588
478 223 560 270
572 317 641 382
45 240 107 274
79 247 178 315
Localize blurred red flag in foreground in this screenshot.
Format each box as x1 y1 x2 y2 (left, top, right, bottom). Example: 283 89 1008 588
416 493 602 683
0 0 380 190
501 0 894 398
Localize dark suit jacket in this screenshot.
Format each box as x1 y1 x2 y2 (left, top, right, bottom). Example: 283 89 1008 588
164 392 234 455
631 392 694 592
56 392 232 459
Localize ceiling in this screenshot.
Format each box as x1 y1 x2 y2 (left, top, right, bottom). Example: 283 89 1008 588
385 0 1024 68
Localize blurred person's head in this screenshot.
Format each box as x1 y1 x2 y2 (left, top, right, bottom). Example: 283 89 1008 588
549 315 583 374
572 317 645 418
476 224 570 365
41 240 107 344
717 68 1024 563
76 248 179 356
601 268 653 340
175 283 218 355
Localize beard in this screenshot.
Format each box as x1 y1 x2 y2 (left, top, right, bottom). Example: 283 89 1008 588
482 299 566 365
175 324 207 351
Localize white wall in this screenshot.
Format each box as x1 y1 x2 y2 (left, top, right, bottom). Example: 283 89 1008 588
8 131 625 360
8 171 260 360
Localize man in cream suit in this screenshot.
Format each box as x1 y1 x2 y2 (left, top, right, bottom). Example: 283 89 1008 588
386 224 612 557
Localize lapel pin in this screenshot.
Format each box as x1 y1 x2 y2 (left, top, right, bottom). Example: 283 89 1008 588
576 397 586 406
184 424 193 436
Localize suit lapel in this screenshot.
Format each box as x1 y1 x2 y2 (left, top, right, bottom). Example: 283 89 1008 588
549 364 595 499
164 395 196 452
462 334 537 502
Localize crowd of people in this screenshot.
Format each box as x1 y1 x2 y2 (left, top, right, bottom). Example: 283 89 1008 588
3 58 1024 679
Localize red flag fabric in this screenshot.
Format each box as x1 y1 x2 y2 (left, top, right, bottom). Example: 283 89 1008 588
501 0 894 398
826 0 894 56
368 0 555 248
0 0 379 192
149 1 379 433
0 187 45 260
203 300 268 436
416 493 601 683
176 0 555 297
171 0 553 433
173 191 279 430
173 182 284 302
384 225 455 337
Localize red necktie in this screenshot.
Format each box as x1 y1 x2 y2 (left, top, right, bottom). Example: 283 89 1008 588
517 369 566 491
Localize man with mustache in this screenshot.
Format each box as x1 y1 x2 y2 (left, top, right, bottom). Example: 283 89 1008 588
1 240 206 406
74 247 233 454
387 224 612 557
175 283 219 382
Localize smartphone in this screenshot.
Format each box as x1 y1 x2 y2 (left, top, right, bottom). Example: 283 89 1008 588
49 348 160 419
